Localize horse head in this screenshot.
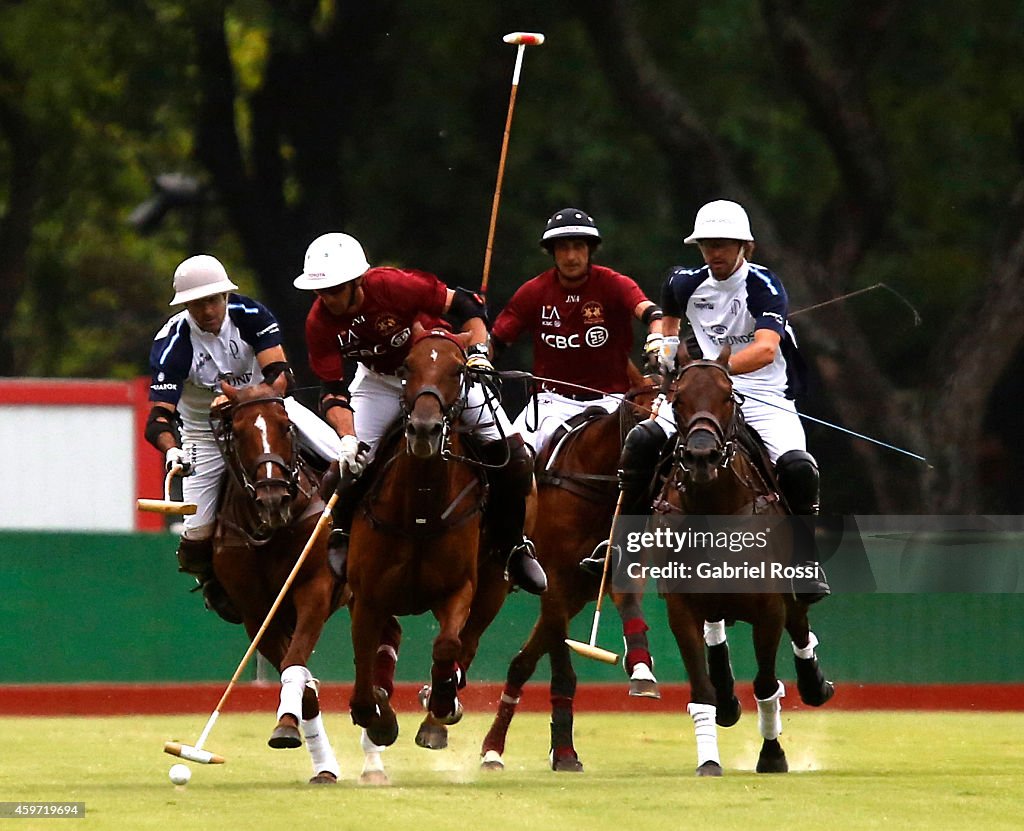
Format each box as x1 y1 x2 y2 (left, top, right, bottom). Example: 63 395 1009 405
399 322 471 459
671 345 736 484
219 372 298 531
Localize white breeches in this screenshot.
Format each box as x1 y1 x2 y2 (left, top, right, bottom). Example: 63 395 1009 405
178 435 223 539
349 365 512 461
511 391 621 456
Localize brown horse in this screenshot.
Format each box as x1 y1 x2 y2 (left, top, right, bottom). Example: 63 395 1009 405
214 374 346 784
653 347 834 776
480 368 661 772
346 325 509 758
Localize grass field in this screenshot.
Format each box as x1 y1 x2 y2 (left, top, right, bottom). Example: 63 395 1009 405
1 712 1021 830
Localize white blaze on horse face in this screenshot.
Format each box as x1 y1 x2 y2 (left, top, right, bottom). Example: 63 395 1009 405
430 349 439 363
254 414 273 479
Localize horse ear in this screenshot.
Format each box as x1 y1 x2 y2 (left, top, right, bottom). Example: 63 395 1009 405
715 344 732 368
220 381 240 402
412 321 426 338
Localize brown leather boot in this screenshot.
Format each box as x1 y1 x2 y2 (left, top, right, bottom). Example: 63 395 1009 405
175 537 242 624
479 436 547 595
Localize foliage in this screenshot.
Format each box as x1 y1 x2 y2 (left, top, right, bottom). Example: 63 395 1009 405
2 0 1023 509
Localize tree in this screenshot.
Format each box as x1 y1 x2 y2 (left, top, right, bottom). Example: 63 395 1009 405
575 0 1024 512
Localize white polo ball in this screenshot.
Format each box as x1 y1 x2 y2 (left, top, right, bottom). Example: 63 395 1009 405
168 763 192 785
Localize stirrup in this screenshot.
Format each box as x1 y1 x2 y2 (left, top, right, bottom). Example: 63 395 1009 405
579 540 620 577
505 539 547 595
327 529 349 582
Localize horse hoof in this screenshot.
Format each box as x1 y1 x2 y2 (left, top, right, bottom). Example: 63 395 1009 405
358 770 390 787
756 748 789 774
696 760 723 777
268 724 302 749
415 718 449 750
308 771 338 785
628 678 661 699
480 750 505 771
550 750 584 773
716 696 742 728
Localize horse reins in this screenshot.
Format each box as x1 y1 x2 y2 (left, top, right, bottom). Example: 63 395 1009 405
213 395 302 501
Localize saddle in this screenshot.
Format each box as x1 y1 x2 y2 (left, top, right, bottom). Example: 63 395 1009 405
358 420 487 539
535 406 619 502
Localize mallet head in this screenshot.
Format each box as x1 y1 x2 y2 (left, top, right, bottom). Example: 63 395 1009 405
164 741 226 765
503 32 545 46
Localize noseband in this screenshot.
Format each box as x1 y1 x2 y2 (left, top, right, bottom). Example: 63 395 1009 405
213 396 300 500
399 335 469 430
673 361 739 474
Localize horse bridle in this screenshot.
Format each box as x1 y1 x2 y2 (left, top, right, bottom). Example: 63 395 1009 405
212 395 300 500
673 360 740 474
398 336 470 444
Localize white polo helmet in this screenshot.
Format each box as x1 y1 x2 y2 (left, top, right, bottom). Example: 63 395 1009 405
169 254 239 305
293 233 371 290
684 200 754 244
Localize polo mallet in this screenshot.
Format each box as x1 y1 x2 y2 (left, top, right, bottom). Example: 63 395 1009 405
565 489 624 665
480 31 545 295
163 487 341 765
790 282 921 325
137 463 197 515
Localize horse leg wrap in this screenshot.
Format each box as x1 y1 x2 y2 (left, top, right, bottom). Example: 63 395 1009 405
622 617 654 674
482 687 521 755
687 702 720 766
373 645 398 701
703 620 727 646
550 700 576 757
302 712 340 778
278 665 313 722
794 632 833 705
707 642 736 699
429 660 459 719
756 681 785 741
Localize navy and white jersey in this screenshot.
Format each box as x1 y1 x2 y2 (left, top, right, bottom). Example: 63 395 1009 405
148 294 282 434
662 261 803 398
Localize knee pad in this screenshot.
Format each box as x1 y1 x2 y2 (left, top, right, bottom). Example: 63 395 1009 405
485 435 534 498
775 450 820 515
619 420 668 483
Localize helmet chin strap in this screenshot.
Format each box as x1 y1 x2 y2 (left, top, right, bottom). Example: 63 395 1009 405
730 250 745 276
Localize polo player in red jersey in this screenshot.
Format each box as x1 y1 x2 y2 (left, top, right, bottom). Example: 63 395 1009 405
491 207 664 692
294 232 547 595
